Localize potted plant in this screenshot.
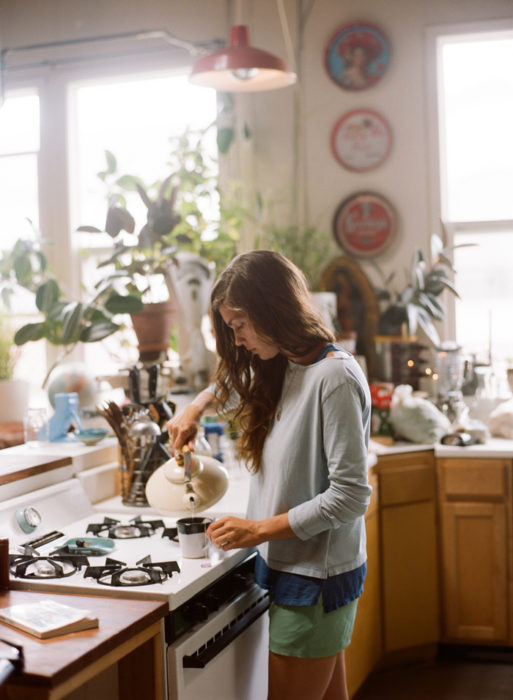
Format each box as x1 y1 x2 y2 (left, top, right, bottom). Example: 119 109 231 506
372 234 472 346
78 128 240 362
0 236 143 386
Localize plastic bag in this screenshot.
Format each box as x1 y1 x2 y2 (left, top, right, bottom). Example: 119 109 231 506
488 398 513 439
390 385 451 444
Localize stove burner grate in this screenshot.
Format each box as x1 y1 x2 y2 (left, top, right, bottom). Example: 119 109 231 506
9 553 89 579
84 555 180 587
86 516 165 539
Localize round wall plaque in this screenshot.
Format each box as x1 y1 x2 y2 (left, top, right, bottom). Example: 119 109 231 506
324 22 391 91
333 192 398 258
331 109 392 172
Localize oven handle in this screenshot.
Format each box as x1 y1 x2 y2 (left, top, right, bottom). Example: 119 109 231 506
182 594 269 669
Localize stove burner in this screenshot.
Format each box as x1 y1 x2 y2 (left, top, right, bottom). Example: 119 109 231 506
86 516 165 539
9 554 89 579
84 555 180 587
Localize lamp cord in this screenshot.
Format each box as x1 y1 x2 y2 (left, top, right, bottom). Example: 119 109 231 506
277 0 296 71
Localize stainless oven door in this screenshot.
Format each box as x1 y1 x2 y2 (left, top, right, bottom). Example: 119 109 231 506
167 585 269 700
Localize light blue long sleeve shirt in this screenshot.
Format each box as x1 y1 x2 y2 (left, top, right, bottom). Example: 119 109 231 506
246 352 372 578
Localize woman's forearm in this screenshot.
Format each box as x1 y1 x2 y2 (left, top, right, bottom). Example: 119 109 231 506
168 388 217 450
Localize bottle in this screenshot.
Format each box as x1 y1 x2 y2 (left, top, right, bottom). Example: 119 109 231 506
0 538 9 589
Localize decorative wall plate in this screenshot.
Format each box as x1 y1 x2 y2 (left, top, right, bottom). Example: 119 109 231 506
325 22 391 91
333 192 398 258
331 109 392 172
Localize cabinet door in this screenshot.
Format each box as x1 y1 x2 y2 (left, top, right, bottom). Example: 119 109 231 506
346 477 381 697
440 501 508 642
381 500 439 651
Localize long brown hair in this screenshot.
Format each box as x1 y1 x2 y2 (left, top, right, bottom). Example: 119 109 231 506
210 250 334 472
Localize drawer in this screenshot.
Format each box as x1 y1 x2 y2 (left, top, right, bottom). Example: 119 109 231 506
380 463 436 507
438 458 509 500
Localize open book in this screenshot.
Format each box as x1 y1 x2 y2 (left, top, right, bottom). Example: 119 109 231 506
0 599 99 639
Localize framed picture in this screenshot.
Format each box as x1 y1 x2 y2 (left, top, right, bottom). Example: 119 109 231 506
325 22 391 91
318 256 379 379
331 109 392 172
333 192 398 258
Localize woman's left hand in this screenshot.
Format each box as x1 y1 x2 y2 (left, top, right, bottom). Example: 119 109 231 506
207 516 262 551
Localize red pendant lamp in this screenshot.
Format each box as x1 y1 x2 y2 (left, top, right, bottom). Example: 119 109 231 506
189 24 296 92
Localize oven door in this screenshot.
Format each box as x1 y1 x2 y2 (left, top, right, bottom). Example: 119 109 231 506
167 585 269 700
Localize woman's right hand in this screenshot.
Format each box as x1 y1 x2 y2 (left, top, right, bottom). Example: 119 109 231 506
167 403 203 451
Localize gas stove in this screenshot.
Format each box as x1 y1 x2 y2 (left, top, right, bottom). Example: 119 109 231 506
0 460 268 699
1 477 250 609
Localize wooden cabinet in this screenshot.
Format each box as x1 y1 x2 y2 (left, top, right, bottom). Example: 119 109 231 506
376 451 439 652
437 457 512 644
346 470 382 698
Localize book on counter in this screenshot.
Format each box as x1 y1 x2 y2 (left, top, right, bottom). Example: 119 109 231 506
0 598 99 639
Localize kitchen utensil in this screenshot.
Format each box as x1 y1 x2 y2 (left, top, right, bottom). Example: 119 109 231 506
128 366 141 404
125 416 161 506
55 537 115 556
145 451 229 515
147 364 160 402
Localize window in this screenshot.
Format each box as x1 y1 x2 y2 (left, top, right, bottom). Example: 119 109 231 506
0 90 47 387
435 25 513 367
69 72 217 374
0 90 40 279
0 69 217 387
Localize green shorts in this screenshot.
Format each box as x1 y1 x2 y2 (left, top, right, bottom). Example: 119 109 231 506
268 595 358 659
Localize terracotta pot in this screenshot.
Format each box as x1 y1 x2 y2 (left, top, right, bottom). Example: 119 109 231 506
130 298 178 362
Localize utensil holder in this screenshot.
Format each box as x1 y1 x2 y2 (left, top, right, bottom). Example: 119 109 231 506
119 451 163 507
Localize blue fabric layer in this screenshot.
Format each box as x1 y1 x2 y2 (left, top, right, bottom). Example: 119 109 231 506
255 554 366 613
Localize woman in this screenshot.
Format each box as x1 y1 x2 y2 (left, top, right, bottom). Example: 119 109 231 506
168 250 372 700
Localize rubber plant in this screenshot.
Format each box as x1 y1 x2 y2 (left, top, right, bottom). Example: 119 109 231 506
372 234 474 346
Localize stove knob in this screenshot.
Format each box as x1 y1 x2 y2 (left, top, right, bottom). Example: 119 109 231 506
230 573 248 595
15 507 42 533
183 602 209 623
202 593 221 612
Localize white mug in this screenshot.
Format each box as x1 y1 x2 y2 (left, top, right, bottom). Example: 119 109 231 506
171 517 213 559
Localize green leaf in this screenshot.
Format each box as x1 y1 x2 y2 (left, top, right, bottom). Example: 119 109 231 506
105 206 135 237
217 127 235 154
14 323 46 345
104 293 144 315
60 302 84 344
35 279 60 312
243 122 251 140
416 310 440 346
47 300 68 321
115 174 143 191
76 225 103 233
14 256 32 286
104 150 117 174
80 320 120 343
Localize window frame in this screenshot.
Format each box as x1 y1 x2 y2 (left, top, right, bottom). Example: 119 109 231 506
2 45 214 371
426 17 513 344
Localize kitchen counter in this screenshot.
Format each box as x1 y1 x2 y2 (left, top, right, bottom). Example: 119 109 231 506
369 437 513 460
0 589 167 700
0 440 118 501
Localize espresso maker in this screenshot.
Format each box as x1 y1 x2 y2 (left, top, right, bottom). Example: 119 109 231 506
435 341 468 423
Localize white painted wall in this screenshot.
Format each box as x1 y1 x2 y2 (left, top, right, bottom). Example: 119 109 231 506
1 0 512 293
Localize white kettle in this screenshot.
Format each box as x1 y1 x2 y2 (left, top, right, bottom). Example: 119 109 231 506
145 448 229 516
